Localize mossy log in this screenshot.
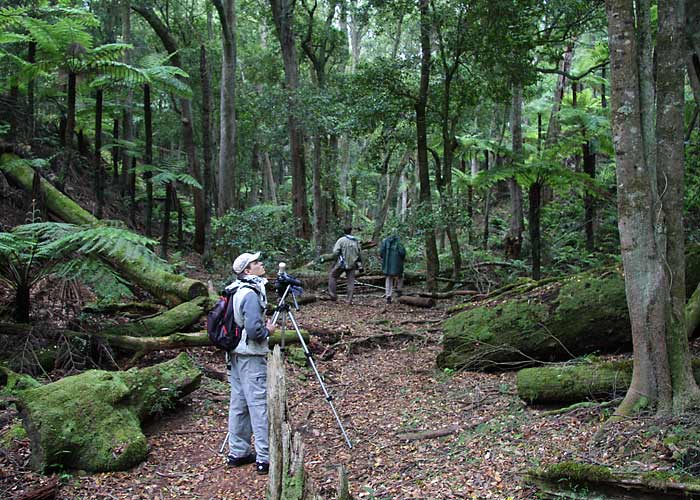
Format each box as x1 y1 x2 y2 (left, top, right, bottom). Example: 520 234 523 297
15 353 201 472
0 153 207 305
1 364 41 396
97 295 211 337
438 254 700 371
517 360 700 404
76 328 309 355
528 461 700 499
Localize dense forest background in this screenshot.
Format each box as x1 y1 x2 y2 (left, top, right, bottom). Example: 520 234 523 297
2 0 700 498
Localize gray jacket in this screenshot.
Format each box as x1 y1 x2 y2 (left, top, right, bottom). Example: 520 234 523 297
225 279 270 356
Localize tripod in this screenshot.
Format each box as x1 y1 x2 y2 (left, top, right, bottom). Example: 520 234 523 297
271 282 353 449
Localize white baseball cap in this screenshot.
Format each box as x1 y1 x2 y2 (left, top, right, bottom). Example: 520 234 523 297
232 252 261 274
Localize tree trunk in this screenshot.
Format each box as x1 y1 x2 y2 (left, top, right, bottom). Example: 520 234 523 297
16 353 201 472
529 181 542 280
94 88 104 219
0 154 208 304
312 135 323 256
269 0 311 239
263 152 277 204
372 152 409 242
416 0 438 291
582 140 595 252
26 41 36 142
143 83 153 237
606 0 699 416
507 82 524 260
656 0 700 413
132 5 206 254
112 118 119 185
200 44 213 238
213 0 237 215
121 0 133 196
162 180 173 259
64 72 76 147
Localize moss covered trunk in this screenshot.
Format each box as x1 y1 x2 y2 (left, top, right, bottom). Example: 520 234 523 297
16 353 201 472
517 360 700 404
437 253 700 372
0 154 208 305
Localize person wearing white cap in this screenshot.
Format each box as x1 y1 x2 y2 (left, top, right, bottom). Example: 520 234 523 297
223 251 276 475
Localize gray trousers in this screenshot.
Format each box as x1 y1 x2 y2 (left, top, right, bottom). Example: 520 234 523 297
228 354 269 463
328 263 356 302
384 275 403 298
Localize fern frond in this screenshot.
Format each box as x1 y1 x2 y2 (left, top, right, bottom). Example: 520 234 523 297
0 32 29 44
51 257 134 302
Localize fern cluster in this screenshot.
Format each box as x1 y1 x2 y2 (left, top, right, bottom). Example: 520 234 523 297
0 220 170 320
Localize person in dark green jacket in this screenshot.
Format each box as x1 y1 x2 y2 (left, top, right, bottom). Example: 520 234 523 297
380 234 406 304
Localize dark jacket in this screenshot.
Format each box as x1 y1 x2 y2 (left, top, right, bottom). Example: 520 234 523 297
380 236 406 276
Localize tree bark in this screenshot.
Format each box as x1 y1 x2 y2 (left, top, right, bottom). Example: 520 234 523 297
16 353 201 472
64 72 76 147
372 152 409 242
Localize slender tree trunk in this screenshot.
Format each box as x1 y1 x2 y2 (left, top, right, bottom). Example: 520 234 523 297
26 41 36 141
161 181 173 259
263 152 277 204
112 119 119 185
200 43 213 264
133 5 206 254
269 0 311 239
213 0 237 215
94 88 104 219
65 72 76 147
529 182 541 280
582 140 596 251
482 151 491 250
416 0 438 291
121 0 133 196
372 151 409 241
144 84 153 237
508 82 524 260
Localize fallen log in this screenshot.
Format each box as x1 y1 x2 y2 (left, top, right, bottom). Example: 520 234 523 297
396 425 460 441
0 154 208 305
517 360 700 405
527 461 700 499
438 251 700 371
16 352 201 472
398 296 435 308
96 295 211 337
65 328 309 356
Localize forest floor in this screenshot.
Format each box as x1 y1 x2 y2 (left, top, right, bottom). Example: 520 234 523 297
2 283 699 500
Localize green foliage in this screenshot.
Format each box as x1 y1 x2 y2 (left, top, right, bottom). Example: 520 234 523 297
211 205 312 269
0 219 166 318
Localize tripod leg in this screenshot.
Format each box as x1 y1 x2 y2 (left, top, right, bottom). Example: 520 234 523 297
219 431 229 454
287 311 353 449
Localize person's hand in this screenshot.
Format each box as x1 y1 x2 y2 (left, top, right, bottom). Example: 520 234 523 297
266 319 277 335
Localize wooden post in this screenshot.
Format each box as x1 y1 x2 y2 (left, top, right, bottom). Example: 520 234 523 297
267 346 330 500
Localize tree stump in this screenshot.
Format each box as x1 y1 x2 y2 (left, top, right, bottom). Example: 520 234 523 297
16 353 201 472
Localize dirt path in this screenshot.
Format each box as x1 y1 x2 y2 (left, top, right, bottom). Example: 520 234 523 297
1 291 685 499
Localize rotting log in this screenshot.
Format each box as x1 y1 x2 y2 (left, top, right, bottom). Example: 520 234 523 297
517 360 700 405
15 352 201 472
0 154 208 305
438 253 700 371
527 461 700 499
97 296 211 337
9 477 60 500
66 329 308 356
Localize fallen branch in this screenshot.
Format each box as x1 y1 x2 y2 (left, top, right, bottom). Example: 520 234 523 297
396 425 460 441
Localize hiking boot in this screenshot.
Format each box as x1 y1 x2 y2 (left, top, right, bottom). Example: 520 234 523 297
386 296 392 304
227 454 256 467
256 462 269 475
